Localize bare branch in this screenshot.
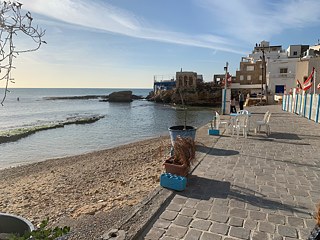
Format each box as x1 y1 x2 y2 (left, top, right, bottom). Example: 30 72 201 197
0 1 45 105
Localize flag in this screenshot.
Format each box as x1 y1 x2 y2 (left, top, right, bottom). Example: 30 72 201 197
227 73 232 86
303 67 315 85
296 79 302 89
300 67 315 91
303 77 313 91
221 73 232 87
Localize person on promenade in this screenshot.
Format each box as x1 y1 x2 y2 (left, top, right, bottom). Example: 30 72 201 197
308 203 320 239
230 97 236 113
238 91 244 110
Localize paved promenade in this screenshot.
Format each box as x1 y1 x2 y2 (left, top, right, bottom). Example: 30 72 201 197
141 105 320 240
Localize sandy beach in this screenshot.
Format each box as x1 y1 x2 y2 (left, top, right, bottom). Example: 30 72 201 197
0 135 173 238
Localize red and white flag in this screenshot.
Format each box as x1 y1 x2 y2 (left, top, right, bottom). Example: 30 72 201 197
302 67 315 91
221 73 232 87
303 79 313 91
227 74 232 86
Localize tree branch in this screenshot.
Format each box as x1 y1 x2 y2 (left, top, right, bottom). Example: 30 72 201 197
0 1 45 105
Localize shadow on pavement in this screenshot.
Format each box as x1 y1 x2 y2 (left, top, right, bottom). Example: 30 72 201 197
298 134 320 140
196 145 239 156
268 132 301 140
229 185 311 215
254 138 310 146
177 175 310 215
240 153 320 170
178 175 230 200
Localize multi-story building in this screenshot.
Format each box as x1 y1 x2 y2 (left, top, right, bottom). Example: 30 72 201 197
176 71 198 89
234 40 310 102
296 48 320 94
267 44 309 96
233 57 264 94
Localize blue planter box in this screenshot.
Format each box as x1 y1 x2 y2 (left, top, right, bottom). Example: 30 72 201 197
160 173 187 191
208 129 220 135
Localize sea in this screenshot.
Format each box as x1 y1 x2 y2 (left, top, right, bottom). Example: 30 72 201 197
0 88 216 170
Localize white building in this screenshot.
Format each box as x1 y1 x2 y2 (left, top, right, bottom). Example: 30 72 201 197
267 44 308 98
235 41 309 103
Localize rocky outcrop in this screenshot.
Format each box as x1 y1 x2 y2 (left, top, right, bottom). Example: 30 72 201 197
148 84 222 107
43 95 107 100
108 91 133 102
0 115 105 144
44 92 144 102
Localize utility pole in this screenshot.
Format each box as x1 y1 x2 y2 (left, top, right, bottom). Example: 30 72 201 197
222 62 229 115
224 62 228 90
261 47 266 103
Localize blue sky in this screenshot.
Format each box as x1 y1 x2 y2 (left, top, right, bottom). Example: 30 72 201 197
12 0 320 89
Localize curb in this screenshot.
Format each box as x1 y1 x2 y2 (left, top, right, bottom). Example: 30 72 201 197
101 124 221 239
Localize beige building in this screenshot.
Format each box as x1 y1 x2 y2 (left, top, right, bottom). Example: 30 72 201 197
235 58 264 91
176 71 197 89
296 56 320 93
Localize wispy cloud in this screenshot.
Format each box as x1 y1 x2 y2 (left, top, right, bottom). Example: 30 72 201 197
21 0 246 54
194 0 320 44
20 0 320 55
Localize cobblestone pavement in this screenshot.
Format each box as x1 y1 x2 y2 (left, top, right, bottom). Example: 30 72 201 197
141 105 320 240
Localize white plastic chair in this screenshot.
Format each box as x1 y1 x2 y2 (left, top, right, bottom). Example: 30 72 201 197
255 111 271 135
213 112 230 132
237 110 249 115
231 114 249 138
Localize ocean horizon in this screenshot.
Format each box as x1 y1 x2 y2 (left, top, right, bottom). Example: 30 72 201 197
0 88 216 169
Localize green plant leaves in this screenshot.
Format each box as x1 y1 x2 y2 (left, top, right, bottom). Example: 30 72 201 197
9 218 70 240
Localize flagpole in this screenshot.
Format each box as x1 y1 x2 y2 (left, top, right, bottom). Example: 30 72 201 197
314 69 317 94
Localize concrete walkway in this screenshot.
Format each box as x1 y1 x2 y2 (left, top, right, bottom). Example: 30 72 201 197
141 105 320 240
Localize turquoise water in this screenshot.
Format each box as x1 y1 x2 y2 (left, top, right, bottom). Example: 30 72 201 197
0 88 215 169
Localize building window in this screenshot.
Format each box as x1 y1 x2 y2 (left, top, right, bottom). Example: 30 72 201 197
189 76 193 86
179 78 182 86
240 75 244 81
247 75 251 81
184 76 188 86
246 66 254 71
259 75 262 81
293 51 297 56
280 68 288 73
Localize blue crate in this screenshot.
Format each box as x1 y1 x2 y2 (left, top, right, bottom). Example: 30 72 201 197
160 173 187 191
208 129 220 135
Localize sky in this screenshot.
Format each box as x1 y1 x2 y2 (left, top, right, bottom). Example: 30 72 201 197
6 0 320 89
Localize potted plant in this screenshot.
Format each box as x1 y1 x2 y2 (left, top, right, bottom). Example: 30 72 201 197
163 136 196 176
0 213 34 239
0 214 70 240
168 89 197 146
